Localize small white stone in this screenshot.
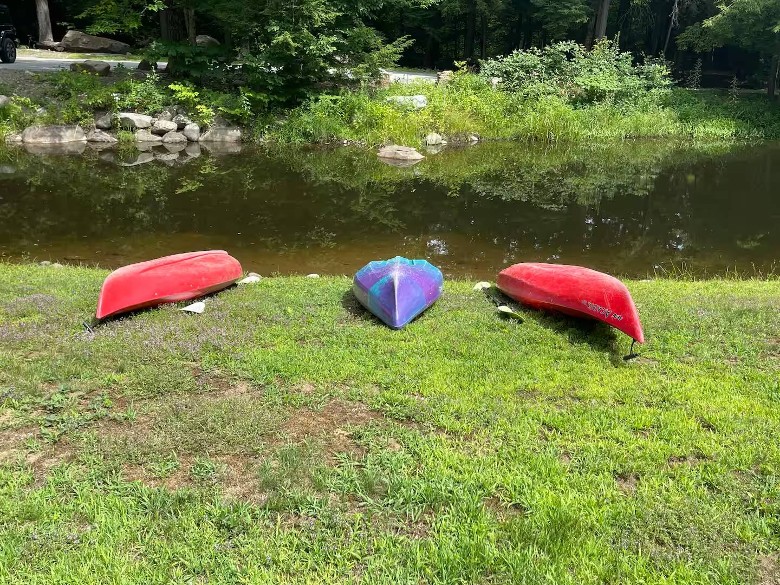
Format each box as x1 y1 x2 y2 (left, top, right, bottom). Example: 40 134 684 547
238 274 261 284
473 281 491 291
306 274 320 278
180 301 206 314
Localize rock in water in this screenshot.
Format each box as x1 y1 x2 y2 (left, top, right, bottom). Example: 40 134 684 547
424 132 444 146
377 145 425 161
162 132 187 144
86 129 118 144
69 60 111 76
119 152 155 167
151 119 178 135
134 129 162 143
386 95 428 109
183 123 200 142
199 127 242 143
94 112 113 130
60 30 130 54
119 113 153 129
21 126 87 144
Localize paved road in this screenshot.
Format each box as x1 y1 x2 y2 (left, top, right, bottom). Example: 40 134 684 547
2 55 143 72
3 55 439 82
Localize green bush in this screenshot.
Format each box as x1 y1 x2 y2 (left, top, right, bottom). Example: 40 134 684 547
479 40 671 105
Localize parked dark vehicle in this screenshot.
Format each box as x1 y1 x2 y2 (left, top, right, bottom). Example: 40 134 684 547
0 4 18 63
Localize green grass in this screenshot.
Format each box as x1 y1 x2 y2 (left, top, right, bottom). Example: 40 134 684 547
270 76 780 147
1 264 779 584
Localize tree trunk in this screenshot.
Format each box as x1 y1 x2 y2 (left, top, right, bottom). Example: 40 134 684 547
769 53 779 99
183 8 196 46
480 15 487 59
616 0 631 47
662 0 680 56
34 0 53 44
649 0 667 55
585 10 596 49
594 0 611 43
464 0 476 59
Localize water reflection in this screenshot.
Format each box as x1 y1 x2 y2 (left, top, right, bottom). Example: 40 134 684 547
0 141 777 278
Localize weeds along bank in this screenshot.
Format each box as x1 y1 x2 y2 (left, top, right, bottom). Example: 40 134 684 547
0 264 779 584
1 42 780 147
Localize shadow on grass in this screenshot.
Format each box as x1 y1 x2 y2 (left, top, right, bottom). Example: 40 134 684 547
487 287 626 366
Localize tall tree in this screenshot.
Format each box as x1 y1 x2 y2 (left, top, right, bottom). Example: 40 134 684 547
35 0 54 43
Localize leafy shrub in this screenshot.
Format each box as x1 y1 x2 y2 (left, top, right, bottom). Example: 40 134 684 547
115 72 167 114
480 40 672 105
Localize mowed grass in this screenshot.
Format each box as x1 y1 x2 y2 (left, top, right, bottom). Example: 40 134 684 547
0 264 779 584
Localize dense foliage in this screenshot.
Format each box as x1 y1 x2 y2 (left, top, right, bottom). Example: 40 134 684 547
10 0 780 102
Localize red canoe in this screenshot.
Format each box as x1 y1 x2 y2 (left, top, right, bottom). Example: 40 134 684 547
96 250 242 320
496 263 644 343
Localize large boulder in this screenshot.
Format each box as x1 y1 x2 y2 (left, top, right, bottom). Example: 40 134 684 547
86 129 118 144
119 113 153 129
386 95 428 109
22 125 87 144
172 114 192 130
424 132 444 146
37 40 64 52
151 119 178 135
0 95 10 108
135 129 162 143
195 35 220 48
182 123 200 142
377 145 425 161
70 60 111 76
137 59 157 71
162 131 187 144
199 126 241 143
60 31 130 54
95 112 113 130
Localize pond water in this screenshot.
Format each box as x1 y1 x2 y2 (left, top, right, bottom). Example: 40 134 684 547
0 141 777 279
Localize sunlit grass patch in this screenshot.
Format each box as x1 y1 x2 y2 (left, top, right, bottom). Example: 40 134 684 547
0 264 778 583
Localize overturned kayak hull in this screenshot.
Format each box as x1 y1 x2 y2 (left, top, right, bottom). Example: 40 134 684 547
497 263 644 342
353 257 443 329
96 250 243 320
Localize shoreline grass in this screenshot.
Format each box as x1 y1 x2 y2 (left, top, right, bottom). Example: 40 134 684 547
270 80 780 147
1 264 779 583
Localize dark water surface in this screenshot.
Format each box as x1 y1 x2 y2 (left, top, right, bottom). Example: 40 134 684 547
0 141 777 278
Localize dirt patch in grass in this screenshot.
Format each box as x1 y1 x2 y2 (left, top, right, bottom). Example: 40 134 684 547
26 440 77 484
484 495 527 520
759 553 779 585
668 453 709 466
616 473 639 494
278 398 384 459
0 425 36 462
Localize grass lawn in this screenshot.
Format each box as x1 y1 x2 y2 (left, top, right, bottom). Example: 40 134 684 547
0 264 778 584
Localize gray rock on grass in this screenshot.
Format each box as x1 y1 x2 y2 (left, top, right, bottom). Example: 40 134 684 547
70 60 111 76
386 95 428 109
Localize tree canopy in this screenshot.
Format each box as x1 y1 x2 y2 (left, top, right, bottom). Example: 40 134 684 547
15 0 780 98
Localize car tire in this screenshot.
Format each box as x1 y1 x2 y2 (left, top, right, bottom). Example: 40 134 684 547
0 38 16 63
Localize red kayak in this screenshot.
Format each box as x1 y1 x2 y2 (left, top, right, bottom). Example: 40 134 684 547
96 250 242 320
497 263 644 343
